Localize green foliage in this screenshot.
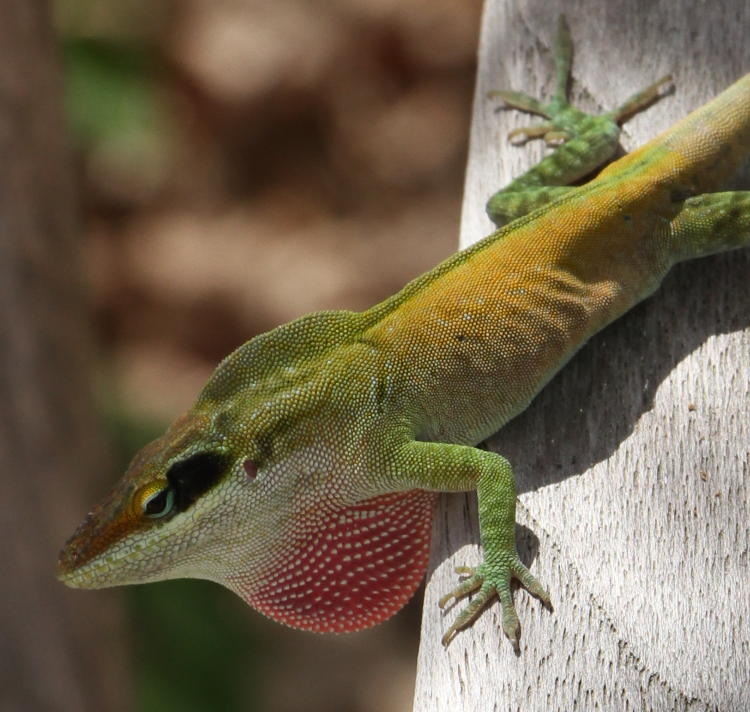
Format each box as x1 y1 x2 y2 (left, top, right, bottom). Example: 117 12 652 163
128 581 267 712
62 37 162 146
61 37 176 190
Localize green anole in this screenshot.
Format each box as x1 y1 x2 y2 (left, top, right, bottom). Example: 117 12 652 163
57 18 750 649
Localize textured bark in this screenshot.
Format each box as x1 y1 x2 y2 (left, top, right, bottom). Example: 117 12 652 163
414 0 750 709
0 2 130 710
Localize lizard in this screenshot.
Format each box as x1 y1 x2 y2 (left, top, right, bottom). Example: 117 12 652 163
57 17 750 649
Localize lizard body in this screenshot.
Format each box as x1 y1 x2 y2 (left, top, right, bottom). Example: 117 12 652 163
58 19 750 647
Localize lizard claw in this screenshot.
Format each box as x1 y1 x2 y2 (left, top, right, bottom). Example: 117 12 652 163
438 566 481 610
507 123 556 145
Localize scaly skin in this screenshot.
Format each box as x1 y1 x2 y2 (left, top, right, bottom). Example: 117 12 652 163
57 18 750 648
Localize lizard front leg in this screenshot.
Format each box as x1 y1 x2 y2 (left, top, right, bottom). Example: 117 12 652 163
387 440 550 649
486 16 672 227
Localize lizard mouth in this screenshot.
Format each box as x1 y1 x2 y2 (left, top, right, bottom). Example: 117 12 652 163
56 557 111 588
56 517 171 589
56 510 128 588
56 491 163 589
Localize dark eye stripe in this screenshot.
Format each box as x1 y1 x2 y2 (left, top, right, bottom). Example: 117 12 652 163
166 452 231 512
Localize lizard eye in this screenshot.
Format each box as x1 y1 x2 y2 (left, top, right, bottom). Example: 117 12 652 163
137 483 176 519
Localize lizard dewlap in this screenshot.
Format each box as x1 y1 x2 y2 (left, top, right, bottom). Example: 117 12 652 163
58 17 750 648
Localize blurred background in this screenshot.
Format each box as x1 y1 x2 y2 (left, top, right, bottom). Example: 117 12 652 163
45 0 482 710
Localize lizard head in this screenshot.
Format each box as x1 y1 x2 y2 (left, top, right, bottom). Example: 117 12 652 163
58 316 435 633
55 408 249 589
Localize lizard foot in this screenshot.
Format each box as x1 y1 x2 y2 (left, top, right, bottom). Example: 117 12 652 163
486 92 570 146
438 558 551 649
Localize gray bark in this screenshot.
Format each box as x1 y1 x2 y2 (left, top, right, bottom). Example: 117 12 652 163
414 1 750 710
0 2 130 710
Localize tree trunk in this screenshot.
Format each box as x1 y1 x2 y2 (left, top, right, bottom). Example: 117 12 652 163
414 0 750 709
0 2 130 710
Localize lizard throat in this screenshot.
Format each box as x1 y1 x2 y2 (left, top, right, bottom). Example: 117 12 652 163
225 489 436 633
